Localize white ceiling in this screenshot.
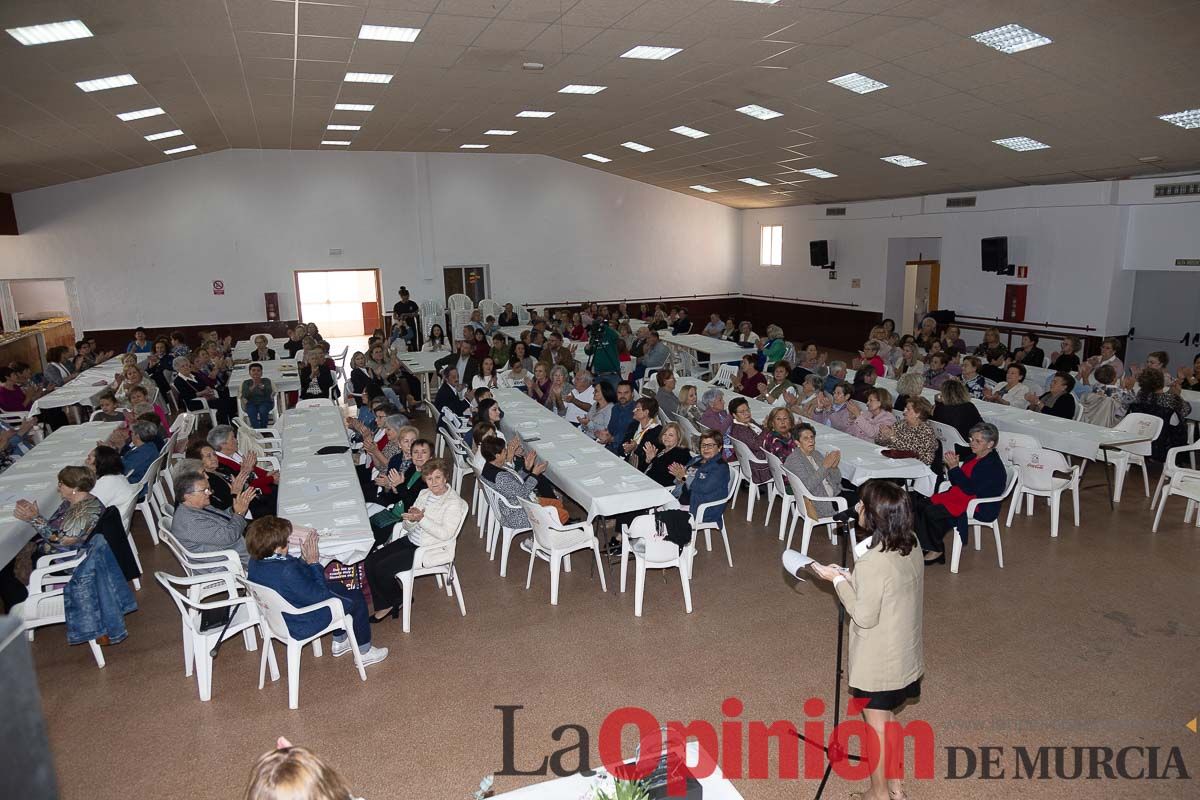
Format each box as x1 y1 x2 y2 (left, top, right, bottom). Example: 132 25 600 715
1 0 1199 208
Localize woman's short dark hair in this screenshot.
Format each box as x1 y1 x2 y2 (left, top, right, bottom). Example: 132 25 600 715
473 398 500 425
969 422 999 447
1094 364 1117 385
470 421 496 447
91 446 125 478
728 397 748 415
796 422 816 438
46 346 68 364
184 441 210 461
596 380 617 404
635 396 659 417
480 436 507 462
906 396 933 420
245 516 292 560
858 479 915 556
867 387 893 412
420 457 452 481
773 360 791 373
1137 367 1165 395
1008 362 1027 380
834 381 853 397
58 465 96 493
1054 371 1076 392
857 364 877 380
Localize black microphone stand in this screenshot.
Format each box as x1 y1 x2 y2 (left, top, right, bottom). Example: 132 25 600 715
793 519 861 800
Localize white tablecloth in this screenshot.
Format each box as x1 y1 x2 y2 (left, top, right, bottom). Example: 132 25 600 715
227 360 301 395
0 422 120 566
231 337 288 360
276 405 373 566
676 378 935 491
661 333 751 364
29 360 132 413
493 388 676 520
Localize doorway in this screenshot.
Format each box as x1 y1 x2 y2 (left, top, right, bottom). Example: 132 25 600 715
902 261 940 335
294 269 382 338
443 265 490 306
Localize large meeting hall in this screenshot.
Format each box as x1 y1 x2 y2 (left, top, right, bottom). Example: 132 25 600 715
1 1 1198 799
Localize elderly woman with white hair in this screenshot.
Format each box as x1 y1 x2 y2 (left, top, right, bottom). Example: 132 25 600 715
173 355 235 423
208 424 279 497
543 365 571 416
758 324 788 365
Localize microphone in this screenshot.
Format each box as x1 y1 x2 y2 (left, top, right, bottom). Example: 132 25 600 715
782 549 813 581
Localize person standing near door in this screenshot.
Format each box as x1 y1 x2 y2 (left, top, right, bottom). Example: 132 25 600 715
392 286 421 349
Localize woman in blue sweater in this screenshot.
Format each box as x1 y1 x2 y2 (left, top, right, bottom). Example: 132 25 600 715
668 429 731 523
245 516 388 666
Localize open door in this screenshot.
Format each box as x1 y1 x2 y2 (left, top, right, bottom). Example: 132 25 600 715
294 269 382 337
902 260 940 333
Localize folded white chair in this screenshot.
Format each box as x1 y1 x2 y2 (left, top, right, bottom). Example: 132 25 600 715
1006 447 1079 539
951 467 1019 574
619 514 696 617
14 550 106 668
1106 413 1162 503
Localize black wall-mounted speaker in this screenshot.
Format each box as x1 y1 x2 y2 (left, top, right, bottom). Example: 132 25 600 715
981 236 1007 272
810 240 829 267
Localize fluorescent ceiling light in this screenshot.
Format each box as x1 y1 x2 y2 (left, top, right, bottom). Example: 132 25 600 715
620 45 682 61
881 155 926 167
622 142 653 153
731 0 781 4
737 104 782 120
798 168 837 179
671 125 709 139
739 178 770 187
76 74 136 93
582 153 611 163
358 25 420 42
690 185 718 193
327 124 361 131
972 23 1052 54
163 145 196 155
6 20 93 46
335 103 374 112
993 136 1050 151
322 140 352 146
460 144 489 149
828 73 888 94
345 72 393 84
1158 108 1200 129
117 107 165 121
517 110 554 118
485 129 516 135
559 84 606 94
144 129 183 141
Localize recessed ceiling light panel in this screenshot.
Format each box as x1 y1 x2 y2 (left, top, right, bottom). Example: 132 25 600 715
76 74 136 93
559 84 606 94
321 140 351 146
517 110 555 118
345 72 393 84
690 185 718 193
6 20 93 45
881 155 926 167
327 124 361 131
1159 108 1200 129
582 153 611 163
335 103 375 112
144 129 183 141
993 136 1050 151
163 145 196 155
739 177 770 186
460 144 489 149
622 142 653 153
828 73 888 94
117 107 165 121
620 45 682 61
358 25 420 42
485 129 516 135
798 168 837 179
731 0 781 4
671 125 709 139
972 23 1052 54
737 104 782 120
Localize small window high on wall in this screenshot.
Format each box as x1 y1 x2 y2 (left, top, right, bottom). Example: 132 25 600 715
760 224 782 267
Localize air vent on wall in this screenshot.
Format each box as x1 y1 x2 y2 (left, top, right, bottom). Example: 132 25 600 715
946 196 977 208
825 207 847 216
1155 182 1200 198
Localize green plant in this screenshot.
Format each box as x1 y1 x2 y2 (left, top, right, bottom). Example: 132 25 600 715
594 779 651 800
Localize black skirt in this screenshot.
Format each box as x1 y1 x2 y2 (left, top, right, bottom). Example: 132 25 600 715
849 677 921 711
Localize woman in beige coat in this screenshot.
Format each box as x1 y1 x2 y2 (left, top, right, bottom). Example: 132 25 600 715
811 480 924 800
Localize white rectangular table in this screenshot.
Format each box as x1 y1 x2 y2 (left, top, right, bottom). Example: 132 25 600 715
661 333 752 365
29 360 133 415
493 388 676 520
676 378 936 491
398 351 445 408
0 422 120 567
231 337 288 360
276 404 374 566
227 360 301 396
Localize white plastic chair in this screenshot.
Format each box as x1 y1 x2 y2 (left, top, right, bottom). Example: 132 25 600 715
764 451 798 540
691 468 739 567
1107 413 1162 503
729 437 774 522
712 364 737 388
995 431 1039 466
620 356 636 380
14 550 107 668
239 578 367 710
517 498 606 605
155 571 267 701
781 465 848 556
1151 473 1200 533
295 397 334 409
394 509 468 633
672 413 702 452
1151 441 1200 511
515 304 531 325
930 421 968 460
478 299 501 319
619 514 696 617
447 293 474 312
135 447 173 544
951 467 1019 574
1006 447 1079 538
480 483 532 577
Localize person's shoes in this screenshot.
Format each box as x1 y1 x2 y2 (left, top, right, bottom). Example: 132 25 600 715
331 638 353 657
923 552 946 566
359 645 389 666
369 606 399 624
605 536 621 556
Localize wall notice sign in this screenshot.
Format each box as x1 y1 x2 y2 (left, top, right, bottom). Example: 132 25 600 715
212 280 225 295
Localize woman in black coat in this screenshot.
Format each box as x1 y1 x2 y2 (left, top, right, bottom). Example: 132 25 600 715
299 350 337 400
612 422 692 532
932 378 983 459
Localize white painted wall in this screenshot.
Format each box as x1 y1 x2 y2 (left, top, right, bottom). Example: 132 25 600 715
2 150 740 331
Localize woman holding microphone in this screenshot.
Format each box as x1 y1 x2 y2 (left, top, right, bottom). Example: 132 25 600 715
809 480 924 800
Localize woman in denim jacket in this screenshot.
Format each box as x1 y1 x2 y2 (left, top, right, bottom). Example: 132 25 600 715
669 430 731 524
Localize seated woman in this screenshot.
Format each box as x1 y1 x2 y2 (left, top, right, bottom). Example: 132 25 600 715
500 356 530 391
117 420 163 486
758 324 788 365
1087 337 1124 378
783 423 859 515
892 340 925 378
580 380 616 439
250 335 277 361
761 406 798 461
360 418 417 500
914 316 939 352
42 345 75 388
811 382 859 433
849 387 897 443
14 466 106 560
675 384 703 427
972 327 1006 358
850 364 877 403
477 435 547 529
1178 353 1200 390
858 340 886 376
933 379 983 449
1127 367 1193 462
638 422 693 488
788 374 825 418
1024 372 1077 419
186 440 276 518
422 324 450 354
87 445 140 512
877 397 939 467
245 516 388 665
982 363 1032 409
731 354 768 398
362 459 469 623
542 365 570 416
910 422 1006 565
434 366 470 418
699 388 732 434
240 363 275 429
728 398 770 483
762 361 798 406
299 350 337 402
666 430 731 523
372 437 433 516
526 362 552 405
473 356 500 392
958 356 986 399
345 351 384 413
173 356 234 423
620 397 663 470
208 424 278 494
